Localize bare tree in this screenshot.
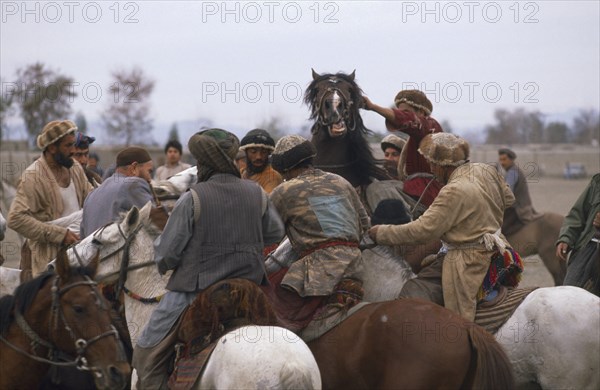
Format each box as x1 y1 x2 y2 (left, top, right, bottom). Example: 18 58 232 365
101 67 155 146
545 122 570 143
74 112 88 134
572 109 600 144
0 77 15 141
485 108 544 144
168 123 180 142
13 63 76 145
257 115 287 142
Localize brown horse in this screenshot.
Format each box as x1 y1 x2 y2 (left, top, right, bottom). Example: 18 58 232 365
0 249 130 390
307 299 515 389
505 212 566 285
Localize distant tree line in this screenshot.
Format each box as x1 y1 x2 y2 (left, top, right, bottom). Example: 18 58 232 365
485 108 599 145
2 63 598 147
1 62 155 147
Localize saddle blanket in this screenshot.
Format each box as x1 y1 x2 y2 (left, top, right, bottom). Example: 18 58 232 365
475 287 538 334
300 301 370 342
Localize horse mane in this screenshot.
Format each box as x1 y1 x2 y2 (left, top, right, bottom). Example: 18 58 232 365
179 279 278 346
0 267 96 336
305 71 390 185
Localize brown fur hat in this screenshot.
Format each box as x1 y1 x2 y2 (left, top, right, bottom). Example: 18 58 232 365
418 133 470 167
394 90 433 116
37 120 77 150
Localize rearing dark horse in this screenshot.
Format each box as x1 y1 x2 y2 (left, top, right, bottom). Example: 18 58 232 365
305 69 390 188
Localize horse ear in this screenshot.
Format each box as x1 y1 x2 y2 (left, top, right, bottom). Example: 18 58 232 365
348 70 356 81
88 252 99 276
124 206 140 232
311 68 320 80
55 247 71 280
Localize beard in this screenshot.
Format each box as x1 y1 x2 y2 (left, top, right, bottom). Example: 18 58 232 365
54 151 74 168
247 159 268 174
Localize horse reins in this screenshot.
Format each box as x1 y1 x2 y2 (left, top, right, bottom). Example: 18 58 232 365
72 223 164 303
313 80 357 133
0 275 124 374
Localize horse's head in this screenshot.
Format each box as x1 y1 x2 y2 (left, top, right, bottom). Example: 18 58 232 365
305 69 364 139
48 202 155 283
50 249 131 389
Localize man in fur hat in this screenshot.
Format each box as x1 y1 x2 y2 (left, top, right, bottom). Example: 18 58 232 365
364 90 443 207
266 135 369 331
132 129 284 389
380 134 406 179
369 133 522 322
80 146 155 237
8 120 92 275
239 128 283 193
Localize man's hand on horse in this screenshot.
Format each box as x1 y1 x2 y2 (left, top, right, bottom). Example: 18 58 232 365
62 229 80 245
593 212 600 229
556 242 570 261
368 225 379 243
361 96 373 110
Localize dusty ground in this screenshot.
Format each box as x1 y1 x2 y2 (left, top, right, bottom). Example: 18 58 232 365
0 176 592 288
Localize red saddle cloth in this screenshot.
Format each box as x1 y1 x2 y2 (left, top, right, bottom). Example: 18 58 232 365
261 267 326 333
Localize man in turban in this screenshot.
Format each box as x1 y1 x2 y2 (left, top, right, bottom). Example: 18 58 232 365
80 146 155 237
132 128 284 389
239 128 283 193
363 90 444 207
369 133 523 322
8 120 92 275
265 135 369 331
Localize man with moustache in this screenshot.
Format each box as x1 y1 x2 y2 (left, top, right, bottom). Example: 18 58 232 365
80 146 156 238
8 120 92 275
239 129 283 193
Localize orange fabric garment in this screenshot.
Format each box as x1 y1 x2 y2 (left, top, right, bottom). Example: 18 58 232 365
241 165 283 194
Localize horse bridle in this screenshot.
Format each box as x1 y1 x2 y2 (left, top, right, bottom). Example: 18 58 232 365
313 79 357 132
72 222 162 303
0 274 125 375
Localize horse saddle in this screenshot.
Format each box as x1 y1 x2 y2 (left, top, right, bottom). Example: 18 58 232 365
168 341 218 390
475 286 538 334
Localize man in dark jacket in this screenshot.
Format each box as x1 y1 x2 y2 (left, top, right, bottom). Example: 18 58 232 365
498 148 541 236
556 174 600 296
132 129 284 389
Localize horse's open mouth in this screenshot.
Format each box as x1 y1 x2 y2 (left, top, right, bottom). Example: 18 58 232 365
329 121 347 137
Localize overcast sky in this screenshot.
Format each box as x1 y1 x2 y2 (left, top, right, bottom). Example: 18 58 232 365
2 0 599 143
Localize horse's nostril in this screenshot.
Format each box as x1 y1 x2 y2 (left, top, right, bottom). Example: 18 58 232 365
109 365 125 385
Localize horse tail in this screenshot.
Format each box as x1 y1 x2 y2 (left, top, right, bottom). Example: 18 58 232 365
279 361 316 390
466 324 515 390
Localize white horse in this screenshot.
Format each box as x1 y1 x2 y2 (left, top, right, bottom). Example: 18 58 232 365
359 249 599 389
268 237 600 389
52 203 321 390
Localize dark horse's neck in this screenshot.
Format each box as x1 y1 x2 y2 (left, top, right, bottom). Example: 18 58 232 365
311 124 389 188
